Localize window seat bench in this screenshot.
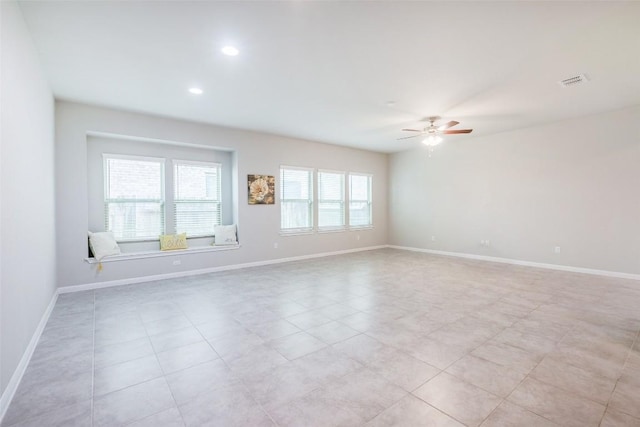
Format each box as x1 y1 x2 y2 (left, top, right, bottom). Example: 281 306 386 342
84 244 240 263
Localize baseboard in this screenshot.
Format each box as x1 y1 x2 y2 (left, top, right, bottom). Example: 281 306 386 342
388 245 640 281
58 245 388 294
0 291 58 424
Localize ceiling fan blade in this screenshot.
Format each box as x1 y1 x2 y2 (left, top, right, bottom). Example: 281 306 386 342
437 121 459 131
442 129 473 134
397 134 423 140
401 128 423 132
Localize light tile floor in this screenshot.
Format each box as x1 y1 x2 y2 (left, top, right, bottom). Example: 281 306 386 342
3 248 640 426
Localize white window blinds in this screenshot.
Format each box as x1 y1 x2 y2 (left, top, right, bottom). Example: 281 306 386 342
280 167 313 232
318 170 345 230
349 174 372 227
174 161 221 237
104 155 165 241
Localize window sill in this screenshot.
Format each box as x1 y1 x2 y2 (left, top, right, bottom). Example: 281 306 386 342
85 244 240 264
279 230 314 237
318 227 346 234
279 226 373 236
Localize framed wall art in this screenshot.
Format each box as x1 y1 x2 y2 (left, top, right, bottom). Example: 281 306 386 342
248 174 275 205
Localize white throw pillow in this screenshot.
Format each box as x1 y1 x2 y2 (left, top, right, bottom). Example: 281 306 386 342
214 224 238 246
88 231 121 261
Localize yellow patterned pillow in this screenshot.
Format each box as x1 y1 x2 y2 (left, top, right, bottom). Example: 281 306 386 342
159 233 188 251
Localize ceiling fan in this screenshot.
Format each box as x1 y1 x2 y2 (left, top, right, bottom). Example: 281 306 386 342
398 116 473 146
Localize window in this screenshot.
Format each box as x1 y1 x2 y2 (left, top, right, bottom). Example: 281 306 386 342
318 170 345 230
174 161 222 237
280 166 313 232
280 167 373 233
349 173 372 227
104 155 165 241
104 154 224 242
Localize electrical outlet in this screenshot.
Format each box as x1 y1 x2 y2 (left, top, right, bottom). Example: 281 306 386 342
554 246 561 254
173 260 181 266
273 242 278 249
356 235 361 241
431 236 436 242
486 240 490 246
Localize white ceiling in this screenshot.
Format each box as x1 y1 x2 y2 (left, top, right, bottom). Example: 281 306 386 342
18 1 640 153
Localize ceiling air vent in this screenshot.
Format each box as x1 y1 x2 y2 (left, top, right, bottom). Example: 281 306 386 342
558 74 590 88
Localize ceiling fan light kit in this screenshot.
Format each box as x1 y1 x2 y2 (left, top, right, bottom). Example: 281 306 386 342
422 135 443 146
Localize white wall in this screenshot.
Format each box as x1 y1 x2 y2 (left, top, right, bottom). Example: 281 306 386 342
389 106 640 275
56 101 388 287
0 1 56 396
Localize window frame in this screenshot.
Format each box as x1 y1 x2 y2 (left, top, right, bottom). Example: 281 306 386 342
103 153 166 242
172 159 223 238
103 154 226 243
280 165 314 234
348 172 373 229
317 169 346 232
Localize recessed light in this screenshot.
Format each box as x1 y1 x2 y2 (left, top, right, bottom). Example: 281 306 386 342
188 87 203 95
221 46 239 56
386 101 396 107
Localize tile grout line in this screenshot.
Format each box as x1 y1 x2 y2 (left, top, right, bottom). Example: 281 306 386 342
96 295 186 425
469 302 544 425
178 286 287 427
248 289 347 425
142 299 188 426
463 300 564 427
91 291 96 427
597 326 640 426
171 297 222 426
487 309 579 427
